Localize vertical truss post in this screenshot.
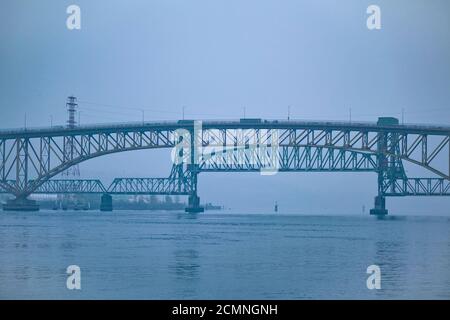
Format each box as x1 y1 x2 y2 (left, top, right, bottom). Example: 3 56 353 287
370 131 406 215
2 138 39 211
370 132 388 216
15 138 28 192
185 122 204 213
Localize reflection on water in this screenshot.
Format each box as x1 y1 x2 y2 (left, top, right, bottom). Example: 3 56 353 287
0 211 449 299
170 249 200 280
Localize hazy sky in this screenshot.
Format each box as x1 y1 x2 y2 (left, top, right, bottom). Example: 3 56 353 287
1 0 449 214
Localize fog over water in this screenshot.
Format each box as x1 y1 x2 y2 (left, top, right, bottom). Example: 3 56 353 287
1 210 449 299
1 0 449 213
0 1 449 300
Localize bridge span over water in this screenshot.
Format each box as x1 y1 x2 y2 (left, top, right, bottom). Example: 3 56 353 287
0 118 449 214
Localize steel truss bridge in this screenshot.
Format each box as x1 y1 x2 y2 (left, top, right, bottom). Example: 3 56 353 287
0 119 449 214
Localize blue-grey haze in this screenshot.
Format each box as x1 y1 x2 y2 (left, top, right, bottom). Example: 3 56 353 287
1 0 449 213
1 2 450 300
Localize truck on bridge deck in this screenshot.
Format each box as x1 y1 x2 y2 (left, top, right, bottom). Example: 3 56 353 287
240 118 262 124
377 117 399 126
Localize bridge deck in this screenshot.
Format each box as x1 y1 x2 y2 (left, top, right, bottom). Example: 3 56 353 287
0 119 449 139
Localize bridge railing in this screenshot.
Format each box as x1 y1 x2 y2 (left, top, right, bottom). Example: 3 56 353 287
1 119 449 137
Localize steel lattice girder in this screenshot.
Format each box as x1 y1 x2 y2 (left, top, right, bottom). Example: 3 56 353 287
2 176 449 197
198 146 377 172
107 177 191 195
33 179 107 194
0 177 191 195
381 178 450 196
0 179 106 194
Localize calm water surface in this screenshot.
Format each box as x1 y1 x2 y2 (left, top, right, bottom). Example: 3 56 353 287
0 210 449 299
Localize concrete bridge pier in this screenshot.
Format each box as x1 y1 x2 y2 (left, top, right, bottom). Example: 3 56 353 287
100 193 113 211
184 166 204 213
185 194 204 213
3 196 39 211
370 195 388 216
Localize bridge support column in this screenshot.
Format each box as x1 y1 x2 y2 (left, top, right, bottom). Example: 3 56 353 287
3 196 39 211
185 194 204 213
184 164 204 213
370 195 388 216
371 132 389 216
100 193 113 211
184 126 204 214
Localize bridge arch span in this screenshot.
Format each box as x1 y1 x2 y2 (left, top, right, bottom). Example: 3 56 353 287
13 144 173 197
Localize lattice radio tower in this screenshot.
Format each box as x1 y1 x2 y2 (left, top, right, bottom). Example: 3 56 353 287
62 96 80 177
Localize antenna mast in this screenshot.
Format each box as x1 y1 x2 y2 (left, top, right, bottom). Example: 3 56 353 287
66 96 78 128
